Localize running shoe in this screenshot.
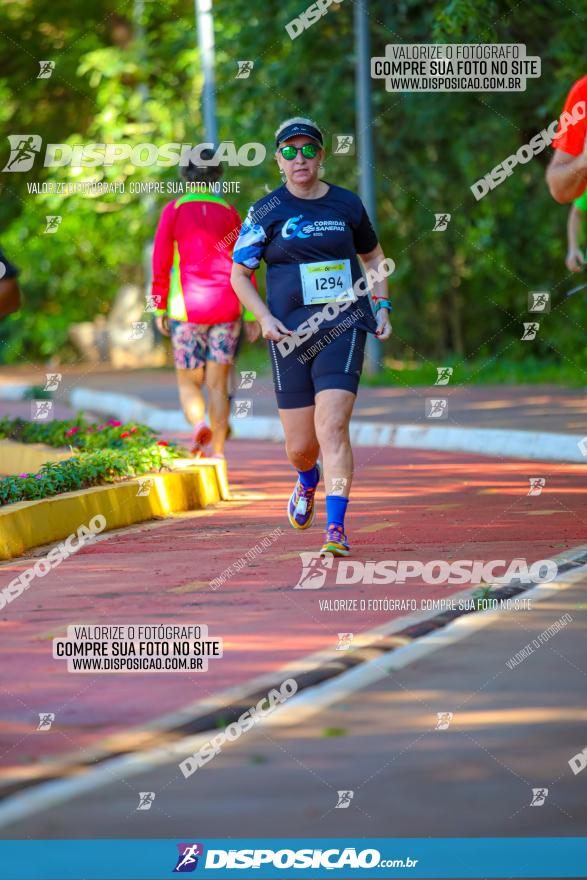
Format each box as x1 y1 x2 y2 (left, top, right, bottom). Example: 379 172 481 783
288 462 321 530
190 420 213 457
320 524 350 557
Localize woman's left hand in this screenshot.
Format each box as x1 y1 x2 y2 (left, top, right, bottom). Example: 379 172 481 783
375 309 392 341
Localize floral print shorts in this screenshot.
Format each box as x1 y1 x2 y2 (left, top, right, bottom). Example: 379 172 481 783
169 319 242 370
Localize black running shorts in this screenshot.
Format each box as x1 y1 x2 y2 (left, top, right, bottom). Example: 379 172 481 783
268 322 366 409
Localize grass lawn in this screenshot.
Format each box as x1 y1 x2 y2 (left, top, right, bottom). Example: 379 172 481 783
233 344 585 387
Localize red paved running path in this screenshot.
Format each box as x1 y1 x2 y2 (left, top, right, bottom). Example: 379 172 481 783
0 440 585 784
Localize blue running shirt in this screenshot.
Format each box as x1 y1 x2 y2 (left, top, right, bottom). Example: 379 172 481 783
232 184 379 333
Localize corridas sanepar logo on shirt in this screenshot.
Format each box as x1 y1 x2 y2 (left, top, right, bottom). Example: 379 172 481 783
281 214 346 239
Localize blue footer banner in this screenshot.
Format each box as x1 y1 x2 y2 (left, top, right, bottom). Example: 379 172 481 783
0 838 586 879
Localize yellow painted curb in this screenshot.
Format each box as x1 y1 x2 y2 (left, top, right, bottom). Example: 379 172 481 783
170 456 231 501
0 439 73 476
0 463 225 561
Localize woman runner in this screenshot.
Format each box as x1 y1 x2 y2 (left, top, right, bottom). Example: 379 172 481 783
231 117 392 556
152 151 258 458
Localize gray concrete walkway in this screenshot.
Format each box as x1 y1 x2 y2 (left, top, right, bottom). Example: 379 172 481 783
1 365 585 434
3 576 585 841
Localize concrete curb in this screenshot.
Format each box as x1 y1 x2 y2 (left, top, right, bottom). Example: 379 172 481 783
0 384 29 401
0 461 226 561
70 387 587 463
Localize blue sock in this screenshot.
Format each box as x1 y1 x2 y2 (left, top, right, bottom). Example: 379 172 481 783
298 466 319 489
326 495 348 529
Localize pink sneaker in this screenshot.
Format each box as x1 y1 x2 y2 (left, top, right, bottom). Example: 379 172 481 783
190 420 212 456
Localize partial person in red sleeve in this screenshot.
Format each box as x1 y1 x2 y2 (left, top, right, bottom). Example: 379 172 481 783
151 150 259 458
565 189 587 272
547 75 587 203
0 247 21 319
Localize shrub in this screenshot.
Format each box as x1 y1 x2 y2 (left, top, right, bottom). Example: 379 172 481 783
0 416 187 507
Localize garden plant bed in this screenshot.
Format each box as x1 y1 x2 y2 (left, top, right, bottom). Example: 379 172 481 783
0 417 228 559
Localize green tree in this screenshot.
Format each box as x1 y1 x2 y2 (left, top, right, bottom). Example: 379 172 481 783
1 0 587 380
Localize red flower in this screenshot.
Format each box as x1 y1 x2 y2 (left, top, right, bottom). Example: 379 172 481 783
120 431 130 438
157 440 169 446
65 426 79 437
129 426 138 433
108 419 122 427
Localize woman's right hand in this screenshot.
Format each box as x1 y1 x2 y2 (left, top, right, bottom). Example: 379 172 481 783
260 314 292 341
566 247 585 273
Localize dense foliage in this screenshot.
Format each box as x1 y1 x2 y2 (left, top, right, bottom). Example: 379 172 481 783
1 0 587 379
0 415 185 505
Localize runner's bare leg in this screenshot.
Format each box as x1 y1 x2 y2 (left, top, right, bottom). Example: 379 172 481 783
206 361 232 456
278 405 320 473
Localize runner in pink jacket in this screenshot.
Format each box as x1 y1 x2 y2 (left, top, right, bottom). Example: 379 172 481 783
151 191 242 325
152 152 259 457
